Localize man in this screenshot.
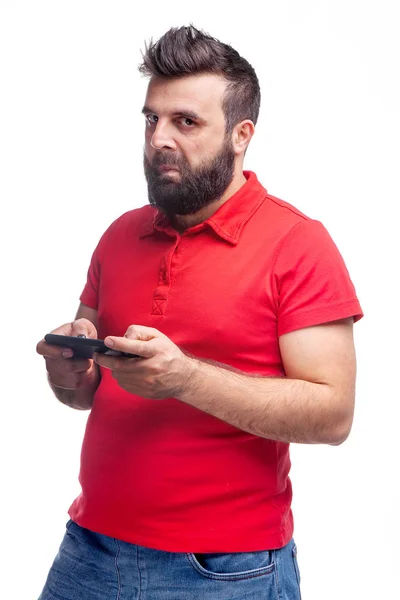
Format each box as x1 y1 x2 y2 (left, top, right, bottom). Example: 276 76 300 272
37 25 363 600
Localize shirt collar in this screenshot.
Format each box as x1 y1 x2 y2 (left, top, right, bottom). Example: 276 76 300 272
139 171 267 245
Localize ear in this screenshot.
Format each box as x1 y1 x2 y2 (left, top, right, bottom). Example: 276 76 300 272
231 120 255 155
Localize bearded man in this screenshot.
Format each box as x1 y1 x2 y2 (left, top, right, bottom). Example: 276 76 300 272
37 25 363 600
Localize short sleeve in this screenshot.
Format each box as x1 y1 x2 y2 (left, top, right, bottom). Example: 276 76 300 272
79 244 101 309
78 210 141 311
274 219 363 336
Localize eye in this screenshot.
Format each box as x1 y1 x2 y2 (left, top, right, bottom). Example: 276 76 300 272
178 117 195 127
145 114 158 125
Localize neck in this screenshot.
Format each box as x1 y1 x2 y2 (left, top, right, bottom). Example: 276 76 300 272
171 170 247 233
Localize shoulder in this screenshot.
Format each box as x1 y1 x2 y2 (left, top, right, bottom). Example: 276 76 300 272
263 192 314 232
97 205 155 245
255 188 328 247
249 177 338 260
255 183 329 243
249 173 315 233
104 205 155 236
90 205 156 262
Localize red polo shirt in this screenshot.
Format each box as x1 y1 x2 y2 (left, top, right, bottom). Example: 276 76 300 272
69 171 363 552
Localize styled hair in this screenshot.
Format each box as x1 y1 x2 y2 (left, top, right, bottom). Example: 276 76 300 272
138 25 261 133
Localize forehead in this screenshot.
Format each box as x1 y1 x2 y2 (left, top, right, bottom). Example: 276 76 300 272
144 73 228 118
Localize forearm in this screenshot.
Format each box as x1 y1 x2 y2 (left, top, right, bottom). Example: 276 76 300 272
48 364 100 410
178 359 350 445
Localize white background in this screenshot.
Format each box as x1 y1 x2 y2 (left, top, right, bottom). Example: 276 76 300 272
1 1 399 598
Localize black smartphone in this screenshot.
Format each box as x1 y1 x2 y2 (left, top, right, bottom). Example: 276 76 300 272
44 334 140 359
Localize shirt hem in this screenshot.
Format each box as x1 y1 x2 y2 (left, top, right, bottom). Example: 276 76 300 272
278 299 364 336
68 509 294 553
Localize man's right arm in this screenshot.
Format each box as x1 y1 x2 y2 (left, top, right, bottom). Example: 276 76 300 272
37 303 100 411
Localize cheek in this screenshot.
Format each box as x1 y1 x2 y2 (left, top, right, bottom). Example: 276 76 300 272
183 140 209 166
144 139 154 162
144 130 151 148
188 146 214 169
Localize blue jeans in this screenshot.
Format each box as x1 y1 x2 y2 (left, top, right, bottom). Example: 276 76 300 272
39 520 302 599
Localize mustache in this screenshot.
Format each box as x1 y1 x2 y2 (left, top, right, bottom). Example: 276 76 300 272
150 153 185 169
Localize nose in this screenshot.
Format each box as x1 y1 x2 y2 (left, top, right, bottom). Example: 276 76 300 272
150 121 177 151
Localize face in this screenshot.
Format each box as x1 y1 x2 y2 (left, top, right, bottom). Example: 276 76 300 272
142 74 236 217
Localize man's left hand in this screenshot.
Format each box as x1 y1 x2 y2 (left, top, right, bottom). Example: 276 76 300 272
93 325 196 399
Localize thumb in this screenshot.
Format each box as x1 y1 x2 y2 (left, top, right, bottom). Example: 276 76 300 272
123 324 165 342
71 318 98 339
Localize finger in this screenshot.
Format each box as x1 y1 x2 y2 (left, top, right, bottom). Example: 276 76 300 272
103 335 156 359
46 357 92 374
124 324 165 342
50 322 75 335
93 352 144 371
37 321 74 357
71 318 97 339
38 319 96 358
37 339 73 359
92 353 112 369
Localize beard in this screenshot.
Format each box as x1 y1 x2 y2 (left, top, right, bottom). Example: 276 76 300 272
143 137 235 218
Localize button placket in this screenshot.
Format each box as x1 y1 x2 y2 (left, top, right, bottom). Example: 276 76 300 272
151 236 180 316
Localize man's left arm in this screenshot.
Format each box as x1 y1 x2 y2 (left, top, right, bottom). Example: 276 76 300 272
179 317 356 445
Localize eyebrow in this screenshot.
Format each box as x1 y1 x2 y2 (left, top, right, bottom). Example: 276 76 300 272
141 106 205 123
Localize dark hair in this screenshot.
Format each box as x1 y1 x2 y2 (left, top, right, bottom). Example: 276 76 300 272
138 25 261 133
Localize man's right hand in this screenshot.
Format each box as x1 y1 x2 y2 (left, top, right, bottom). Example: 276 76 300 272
36 318 98 392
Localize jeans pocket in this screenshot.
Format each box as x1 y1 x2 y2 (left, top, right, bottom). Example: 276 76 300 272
186 549 275 581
